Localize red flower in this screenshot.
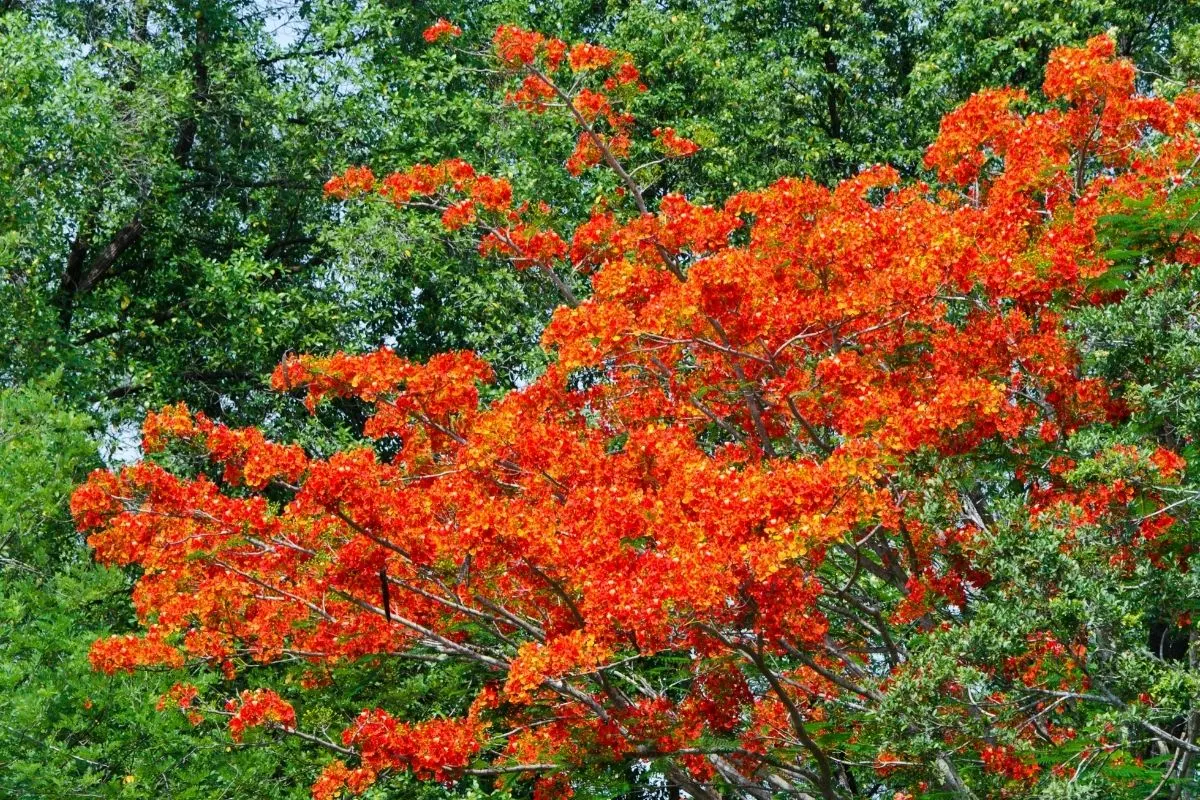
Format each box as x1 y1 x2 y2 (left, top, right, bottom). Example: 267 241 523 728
422 18 461 44
653 127 701 158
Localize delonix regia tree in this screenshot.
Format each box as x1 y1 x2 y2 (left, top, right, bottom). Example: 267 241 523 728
72 24 1200 800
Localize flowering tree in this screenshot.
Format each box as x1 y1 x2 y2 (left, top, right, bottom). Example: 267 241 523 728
73 24 1200 799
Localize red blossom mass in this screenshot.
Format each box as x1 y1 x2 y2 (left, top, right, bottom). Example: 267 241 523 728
75 31 1200 800
227 689 297 741
422 18 461 44
653 127 701 158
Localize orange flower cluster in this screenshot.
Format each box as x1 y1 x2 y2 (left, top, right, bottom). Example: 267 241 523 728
681 665 753 734
312 762 376 800
227 689 297 741
142 402 308 489
323 158 575 271
156 682 204 726
1003 632 1089 690
490 24 649 180
653 127 701 158
979 743 1041 784
373 159 479 205
493 24 551 67
312 700 488 796
75 33 1200 799
490 24 640 91
422 18 460 44
479 223 568 269
155 681 199 712
324 25 691 290
271 348 492 450
505 630 612 702
567 41 618 72
322 166 375 199
347 709 484 778
88 626 185 675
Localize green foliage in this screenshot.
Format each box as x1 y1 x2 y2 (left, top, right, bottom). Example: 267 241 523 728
1083 237 1200 450
0 378 97 569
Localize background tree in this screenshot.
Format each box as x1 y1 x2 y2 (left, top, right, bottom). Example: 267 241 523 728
71 28 1200 800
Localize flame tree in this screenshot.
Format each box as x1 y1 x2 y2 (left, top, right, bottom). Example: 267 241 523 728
73 24 1200 800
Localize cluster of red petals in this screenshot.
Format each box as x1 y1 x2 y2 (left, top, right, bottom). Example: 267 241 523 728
312 762 376 800
156 682 204 725
493 24 548 67
564 132 603 176
334 28 662 266
271 347 493 449
374 158 478 205
505 629 612 701
653 127 701 158
926 35 1189 196
567 41 618 72
325 158 577 271
491 25 638 83
923 88 1026 185
1003 632 1089 690
156 681 199 712
142 402 308 488
557 193 741 282
346 709 484 778
979 743 1041 784
604 61 642 91
227 688 297 741
681 665 753 734
74 34 1200 799
88 625 185 675
480 223 568 269
422 18 461 44
490 26 647 176
323 166 375 200
506 73 558 112
1043 34 1134 106
313 701 488 797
